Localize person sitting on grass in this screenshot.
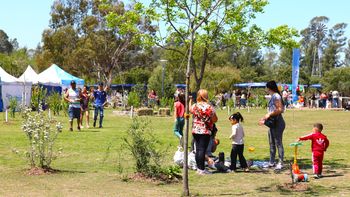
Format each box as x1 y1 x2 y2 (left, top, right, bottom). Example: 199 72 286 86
298 123 329 179
229 112 249 172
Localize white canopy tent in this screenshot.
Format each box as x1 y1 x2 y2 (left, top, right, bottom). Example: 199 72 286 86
0 67 32 111
18 65 39 84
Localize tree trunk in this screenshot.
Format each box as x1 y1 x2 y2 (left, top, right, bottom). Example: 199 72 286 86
193 45 209 91
183 30 195 197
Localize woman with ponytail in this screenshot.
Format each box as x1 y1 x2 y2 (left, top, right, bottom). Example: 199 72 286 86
229 112 249 172
259 80 285 170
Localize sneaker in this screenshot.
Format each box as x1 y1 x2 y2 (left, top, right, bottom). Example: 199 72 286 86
99 125 103 128
268 162 275 168
244 168 250 172
69 128 73 132
313 174 322 179
86 125 90 129
275 162 283 170
80 125 84 129
197 169 212 175
77 127 81 131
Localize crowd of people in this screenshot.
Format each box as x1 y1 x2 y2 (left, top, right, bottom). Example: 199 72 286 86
64 81 107 131
64 79 331 178
173 80 330 179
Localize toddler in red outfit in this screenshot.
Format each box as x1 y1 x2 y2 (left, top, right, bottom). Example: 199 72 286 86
298 123 329 179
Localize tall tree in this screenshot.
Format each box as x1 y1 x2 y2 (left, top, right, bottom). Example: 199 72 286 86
299 17 347 76
146 0 298 91
322 23 347 70
0 29 14 54
120 1 297 195
345 40 350 66
36 0 155 85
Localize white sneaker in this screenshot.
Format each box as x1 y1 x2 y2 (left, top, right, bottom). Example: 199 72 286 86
197 169 212 175
275 162 283 170
267 162 275 168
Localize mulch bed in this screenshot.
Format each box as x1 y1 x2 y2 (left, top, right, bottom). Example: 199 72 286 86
26 167 60 176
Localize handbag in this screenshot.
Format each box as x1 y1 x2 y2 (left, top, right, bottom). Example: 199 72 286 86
264 116 278 128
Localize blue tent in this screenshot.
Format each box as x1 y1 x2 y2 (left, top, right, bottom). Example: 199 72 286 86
233 82 266 88
38 64 84 89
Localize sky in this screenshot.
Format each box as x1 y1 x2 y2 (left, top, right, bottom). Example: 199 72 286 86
0 0 350 49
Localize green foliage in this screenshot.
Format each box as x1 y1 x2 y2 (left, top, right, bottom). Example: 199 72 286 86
37 0 155 85
20 107 63 169
123 117 167 179
0 29 14 54
127 91 141 108
200 65 240 93
148 65 175 98
124 67 151 84
131 84 148 106
9 97 18 118
322 67 350 95
148 0 298 90
159 97 175 110
47 92 63 116
31 86 47 111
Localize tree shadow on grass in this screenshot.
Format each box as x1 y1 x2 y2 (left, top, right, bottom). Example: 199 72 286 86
78 129 101 133
257 183 336 196
25 167 86 175
297 158 349 172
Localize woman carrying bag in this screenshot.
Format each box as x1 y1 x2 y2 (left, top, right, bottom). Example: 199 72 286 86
259 80 285 170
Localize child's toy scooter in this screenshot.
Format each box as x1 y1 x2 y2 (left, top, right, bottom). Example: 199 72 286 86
289 142 308 183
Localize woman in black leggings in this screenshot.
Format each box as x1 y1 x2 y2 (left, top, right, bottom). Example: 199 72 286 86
190 89 218 175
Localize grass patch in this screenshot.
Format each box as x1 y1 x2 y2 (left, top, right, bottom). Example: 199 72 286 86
0 108 350 196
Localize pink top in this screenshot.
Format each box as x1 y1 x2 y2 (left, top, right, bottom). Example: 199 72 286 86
174 101 185 118
190 102 215 135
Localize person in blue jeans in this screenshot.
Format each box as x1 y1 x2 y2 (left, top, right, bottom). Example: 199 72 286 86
91 82 107 128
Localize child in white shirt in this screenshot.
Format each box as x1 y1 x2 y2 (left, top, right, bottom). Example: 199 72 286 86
229 112 249 172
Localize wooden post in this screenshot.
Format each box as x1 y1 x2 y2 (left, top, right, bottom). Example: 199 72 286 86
5 109 8 122
130 106 134 118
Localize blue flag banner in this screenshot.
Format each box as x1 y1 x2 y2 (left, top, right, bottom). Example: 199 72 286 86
292 48 300 103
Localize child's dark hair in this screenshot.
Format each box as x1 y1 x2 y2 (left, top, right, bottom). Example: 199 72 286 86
229 112 244 122
176 92 185 106
313 123 323 131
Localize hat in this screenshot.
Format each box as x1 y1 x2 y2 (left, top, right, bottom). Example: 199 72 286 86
98 82 104 86
70 80 76 84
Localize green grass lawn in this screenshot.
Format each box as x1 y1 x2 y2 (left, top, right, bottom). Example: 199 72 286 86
0 108 350 196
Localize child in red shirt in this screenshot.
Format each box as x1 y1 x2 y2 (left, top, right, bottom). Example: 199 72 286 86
298 123 329 179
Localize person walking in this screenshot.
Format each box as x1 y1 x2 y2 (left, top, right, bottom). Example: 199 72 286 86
259 80 285 170
91 82 107 128
80 85 91 128
64 80 81 131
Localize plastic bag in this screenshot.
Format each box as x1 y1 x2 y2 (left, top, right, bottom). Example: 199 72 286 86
173 146 184 167
188 151 197 170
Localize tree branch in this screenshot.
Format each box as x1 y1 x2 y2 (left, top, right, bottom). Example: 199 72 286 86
193 0 224 32
155 42 185 56
166 0 186 43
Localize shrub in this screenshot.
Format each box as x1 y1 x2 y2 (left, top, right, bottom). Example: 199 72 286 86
9 97 18 118
123 117 180 181
21 107 63 169
47 92 63 115
127 91 141 108
31 86 47 111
